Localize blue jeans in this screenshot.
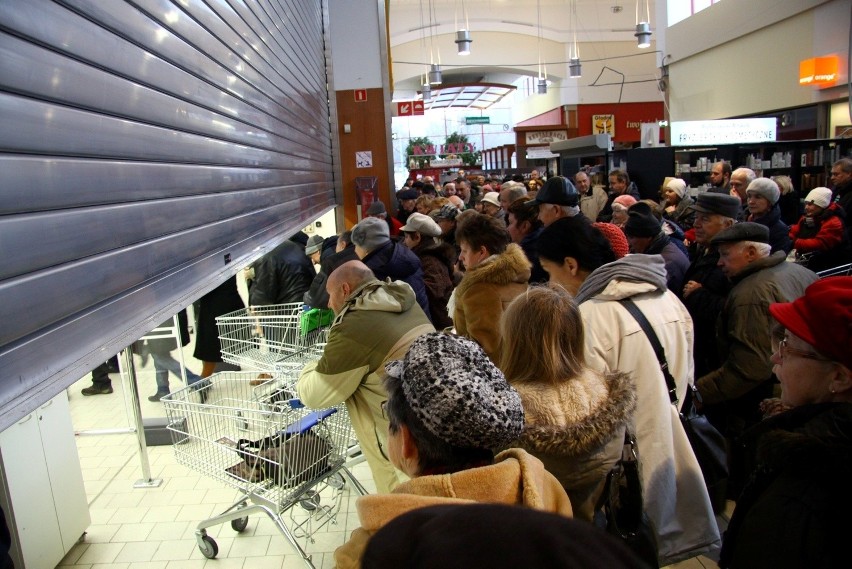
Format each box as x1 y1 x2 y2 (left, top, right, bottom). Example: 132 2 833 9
152 351 202 394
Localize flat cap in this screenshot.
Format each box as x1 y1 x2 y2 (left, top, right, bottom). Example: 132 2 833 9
689 192 741 218
529 176 579 207
709 221 769 245
397 189 418 200
400 212 442 237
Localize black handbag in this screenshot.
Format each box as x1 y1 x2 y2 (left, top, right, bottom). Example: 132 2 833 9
595 431 659 568
619 298 729 514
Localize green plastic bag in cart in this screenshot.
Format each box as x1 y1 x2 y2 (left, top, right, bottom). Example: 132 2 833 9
300 308 334 336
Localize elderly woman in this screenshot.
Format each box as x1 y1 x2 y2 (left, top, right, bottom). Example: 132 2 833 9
660 178 695 231
719 277 852 569
610 194 637 228
334 333 573 568
500 285 636 521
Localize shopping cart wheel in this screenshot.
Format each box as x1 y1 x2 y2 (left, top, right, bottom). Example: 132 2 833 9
231 516 249 532
327 472 346 490
299 490 321 511
198 535 218 559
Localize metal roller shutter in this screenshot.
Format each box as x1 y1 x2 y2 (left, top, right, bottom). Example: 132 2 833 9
0 0 339 430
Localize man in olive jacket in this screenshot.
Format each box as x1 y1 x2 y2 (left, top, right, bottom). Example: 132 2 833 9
297 260 434 493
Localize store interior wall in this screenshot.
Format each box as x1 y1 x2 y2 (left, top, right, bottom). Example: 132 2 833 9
667 0 850 121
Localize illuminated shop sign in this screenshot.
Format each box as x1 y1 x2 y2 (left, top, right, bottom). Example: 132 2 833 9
799 56 839 86
670 118 776 146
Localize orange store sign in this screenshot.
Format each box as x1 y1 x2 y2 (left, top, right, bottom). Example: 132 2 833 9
799 56 839 86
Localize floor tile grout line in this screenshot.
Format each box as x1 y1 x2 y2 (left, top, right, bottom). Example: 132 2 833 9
84 444 136 507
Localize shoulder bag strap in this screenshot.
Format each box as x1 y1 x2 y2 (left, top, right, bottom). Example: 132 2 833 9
618 298 679 406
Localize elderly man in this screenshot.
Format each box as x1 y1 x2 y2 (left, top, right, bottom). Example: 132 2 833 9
442 181 457 197
681 193 741 378
696 223 816 444
457 179 475 209
395 189 418 225
297 261 434 493
366 200 403 237
499 182 527 211
481 191 504 219
528 175 582 227
351 217 430 318
708 161 732 195
575 171 607 221
729 168 756 219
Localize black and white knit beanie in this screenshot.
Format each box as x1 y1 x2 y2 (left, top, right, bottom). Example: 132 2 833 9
385 332 524 450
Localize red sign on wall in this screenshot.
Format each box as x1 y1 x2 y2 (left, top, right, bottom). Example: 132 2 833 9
397 101 413 116
412 101 424 115
354 89 368 102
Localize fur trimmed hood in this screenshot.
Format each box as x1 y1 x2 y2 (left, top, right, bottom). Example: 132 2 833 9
515 370 635 457
455 243 531 297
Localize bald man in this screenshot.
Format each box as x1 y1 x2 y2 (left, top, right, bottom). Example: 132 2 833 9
297 260 434 493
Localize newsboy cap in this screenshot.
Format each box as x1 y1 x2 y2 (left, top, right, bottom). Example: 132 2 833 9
400 212 442 237
304 234 324 256
689 192 742 219
709 221 769 245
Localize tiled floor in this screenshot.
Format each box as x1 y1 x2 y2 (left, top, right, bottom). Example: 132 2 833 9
59 347 724 569
61 355 376 569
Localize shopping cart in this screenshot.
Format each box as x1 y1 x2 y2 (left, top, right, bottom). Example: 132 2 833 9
216 304 333 373
162 371 367 567
817 262 852 278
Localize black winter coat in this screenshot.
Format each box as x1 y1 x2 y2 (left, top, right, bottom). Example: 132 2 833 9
413 241 456 329
362 240 431 319
681 247 731 378
719 403 852 569
249 240 316 306
303 245 360 309
749 205 792 254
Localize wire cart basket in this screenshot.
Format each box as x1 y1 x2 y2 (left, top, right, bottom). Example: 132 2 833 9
817 262 852 278
163 371 367 567
216 303 333 373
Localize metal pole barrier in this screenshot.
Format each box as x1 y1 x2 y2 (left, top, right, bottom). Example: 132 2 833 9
119 347 163 488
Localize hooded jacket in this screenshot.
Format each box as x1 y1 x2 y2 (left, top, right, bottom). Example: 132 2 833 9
719 403 852 569
334 448 574 569
575 254 721 565
696 252 817 406
453 243 531 361
361 240 430 319
511 370 636 521
297 279 434 493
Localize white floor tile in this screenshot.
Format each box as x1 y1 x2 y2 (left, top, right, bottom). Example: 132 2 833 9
75 542 125 564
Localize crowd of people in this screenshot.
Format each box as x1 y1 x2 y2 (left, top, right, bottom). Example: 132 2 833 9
293 160 852 568
83 160 852 568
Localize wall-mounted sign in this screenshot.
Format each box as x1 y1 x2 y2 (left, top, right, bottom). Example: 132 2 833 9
355 150 373 168
466 116 490 125
430 158 464 167
670 118 776 146
396 101 425 116
799 56 839 86
592 115 614 137
354 89 368 102
525 130 568 145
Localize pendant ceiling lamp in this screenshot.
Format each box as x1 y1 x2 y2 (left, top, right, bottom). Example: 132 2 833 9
635 0 652 48
568 0 581 78
426 0 442 84
535 0 547 94
455 0 472 55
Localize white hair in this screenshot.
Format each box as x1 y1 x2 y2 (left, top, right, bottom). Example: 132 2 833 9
739 240 771 258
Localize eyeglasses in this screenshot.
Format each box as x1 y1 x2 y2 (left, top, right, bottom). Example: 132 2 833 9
773 336 830 362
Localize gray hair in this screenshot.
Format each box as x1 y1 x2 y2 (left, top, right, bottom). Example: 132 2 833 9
733 167 757 185
501 185 527 204
834 157 852 174
739 240 771 258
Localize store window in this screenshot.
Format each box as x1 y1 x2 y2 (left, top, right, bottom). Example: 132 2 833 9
668 0 722 27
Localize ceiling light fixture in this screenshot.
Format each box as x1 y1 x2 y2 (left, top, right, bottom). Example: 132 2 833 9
536 0 547 94
429 62 443 85
426 0 442 84
568 0 581 78
455 0 472 55
635 0 652 48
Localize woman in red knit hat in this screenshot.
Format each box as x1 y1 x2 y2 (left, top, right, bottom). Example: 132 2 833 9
719 277 852 569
